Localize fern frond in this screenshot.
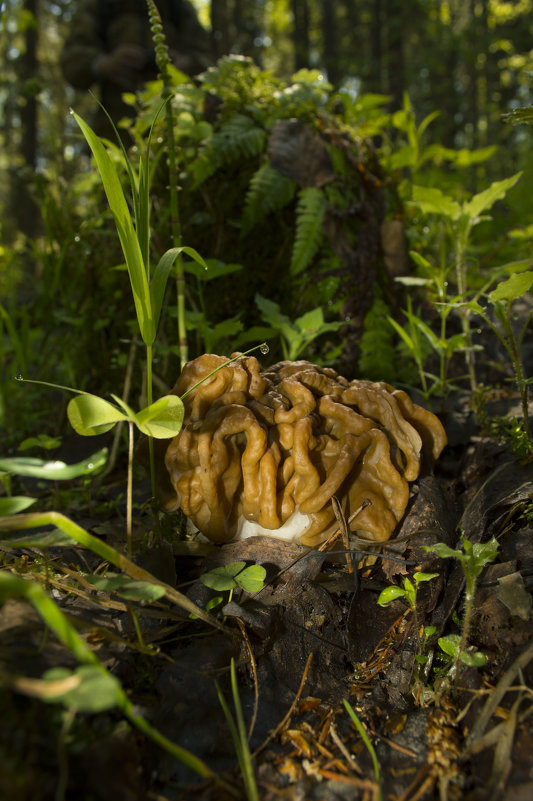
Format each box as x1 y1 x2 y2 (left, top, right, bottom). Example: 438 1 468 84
212 113 266 161
191 113 266 187
290 187 327 276
241 164 296 235
358 293 398 382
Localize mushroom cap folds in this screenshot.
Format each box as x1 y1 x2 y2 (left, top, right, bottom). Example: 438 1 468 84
161 355 447 547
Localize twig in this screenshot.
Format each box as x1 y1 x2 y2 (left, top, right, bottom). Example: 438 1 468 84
253 652 314 757
236 617 259 740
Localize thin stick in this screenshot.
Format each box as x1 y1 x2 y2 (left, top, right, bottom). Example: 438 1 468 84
253 652 313 757
332 495 353 574
236 618 259 740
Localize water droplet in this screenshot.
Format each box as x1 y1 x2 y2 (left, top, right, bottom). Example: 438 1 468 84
15 373 23 381
87 463 94 469
259 343 269 355
69 108 74 115
74 235 80 242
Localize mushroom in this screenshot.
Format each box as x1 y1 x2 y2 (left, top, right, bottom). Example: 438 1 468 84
159 354 447 547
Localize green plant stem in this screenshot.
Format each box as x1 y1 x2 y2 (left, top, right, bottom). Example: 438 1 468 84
127 420 134 558
343 699 383 801
456 228 477 391
145 343 157 501
454 574 476 682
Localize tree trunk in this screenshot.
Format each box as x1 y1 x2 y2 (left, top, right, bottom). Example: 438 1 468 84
368 0 383 93
291 0 310 71
11 0 39 238
211 0 231 57
385 0 405 110
321 0 340 86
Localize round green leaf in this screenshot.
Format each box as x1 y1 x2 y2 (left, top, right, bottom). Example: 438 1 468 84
135 395 185 438
377 585 407 606
438 634 461 658
67 394 127 436
235 564 267 593
459 650 487 667
200 562 247 591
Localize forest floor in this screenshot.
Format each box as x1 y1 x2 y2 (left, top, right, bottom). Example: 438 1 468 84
1 389 533 801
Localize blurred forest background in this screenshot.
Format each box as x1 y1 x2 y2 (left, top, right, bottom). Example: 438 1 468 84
1 0 533 448
2 0 532 242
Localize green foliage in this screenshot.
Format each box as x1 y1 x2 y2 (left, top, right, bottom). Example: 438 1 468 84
357 292 398 382
67 393 184 439
85 572 166 602
241 164 296 235
193 114 267 187
0 450 107 480
200 561 267 594
290 188 328 276
424 535 498 681
466 270 533 444
437 634 487 669
255 294 344 360
378 571 439 612
216 659 259 801
503 106 533 126
343 700 383 801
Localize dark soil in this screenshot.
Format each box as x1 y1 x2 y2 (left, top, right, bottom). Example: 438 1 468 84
1 392 532 801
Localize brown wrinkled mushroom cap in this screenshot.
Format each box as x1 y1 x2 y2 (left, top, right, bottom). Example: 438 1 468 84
160 354 447 547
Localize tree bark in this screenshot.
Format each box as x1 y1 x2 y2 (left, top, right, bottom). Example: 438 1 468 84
321 0 340 86
291 0 310 71
11 0 39 238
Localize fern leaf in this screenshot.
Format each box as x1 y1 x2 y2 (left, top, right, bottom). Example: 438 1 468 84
191 114 266 188
241 164 296 235
213 114 266 161
358 293 398 382
290 187 327 276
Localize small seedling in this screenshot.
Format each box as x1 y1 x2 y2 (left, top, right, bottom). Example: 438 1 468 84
378 570 439 640
200 561 266 614
378 570 439 702
424 535 499 681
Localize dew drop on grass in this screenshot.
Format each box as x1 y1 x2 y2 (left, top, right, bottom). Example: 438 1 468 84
74 235 80 242
15 373 23 381
260 343 269 355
